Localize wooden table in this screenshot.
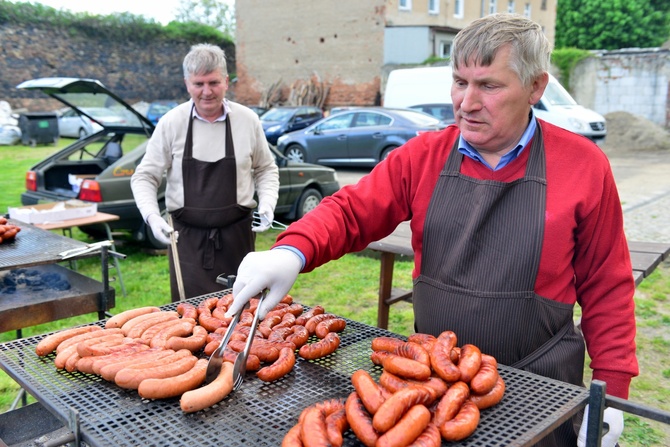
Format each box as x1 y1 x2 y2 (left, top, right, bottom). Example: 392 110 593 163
367 221 670 329
33 212 126 297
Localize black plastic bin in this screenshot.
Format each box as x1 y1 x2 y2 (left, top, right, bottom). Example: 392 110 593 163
18 112 59 146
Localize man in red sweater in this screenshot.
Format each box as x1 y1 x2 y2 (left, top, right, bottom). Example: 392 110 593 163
227 13 638 447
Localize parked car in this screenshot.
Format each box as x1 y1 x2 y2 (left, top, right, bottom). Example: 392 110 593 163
248 106 269 117
276 107 446 167
261 106 324 144
57 106 129 139
145 100 178 125
408 103 455 125
16 77 341 248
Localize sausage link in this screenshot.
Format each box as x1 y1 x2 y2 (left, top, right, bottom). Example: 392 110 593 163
166 325 209 352
56 328 124 354
282 423 304 447
376 404 431 447
115 353 198 389
98 349 176 381
121 311 178 336
438 399 480 442
273 312 297 331
222 347 261 371
105 307 161 329
257 347 296 382
286 325 310 349
176 302 198 320
371 336 405 353
394 341 430 367
315 318 346 339
258 314 283 338
295 305 324 326
470 375 506 410
198 313 228 332
433 381 470 426
406 334 437 353
35 325 103 356
300 406 331 447
457 344 482 383
370 350 390 366
345 392 379 447
429 331 461 382
305 313 338 335
228 338 282 363
149 320 196 349
75 334 126 357
180 361 234 413
138 358 208 399
381 354 432 381
298 332 340 360
470 354 499 395
372 385 436 433
379 371 447 399
126 313 179 339
351 369 387 415
140 318 186 343
325 407 348 447
407 422 441 447
84 345 155 375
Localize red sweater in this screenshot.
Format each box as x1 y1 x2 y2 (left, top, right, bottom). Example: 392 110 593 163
275 120 638 399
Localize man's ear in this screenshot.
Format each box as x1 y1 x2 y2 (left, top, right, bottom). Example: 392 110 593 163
529 72 549 105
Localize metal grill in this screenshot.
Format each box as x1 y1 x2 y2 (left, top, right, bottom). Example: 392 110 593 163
0 219 87 270
0 292 589 447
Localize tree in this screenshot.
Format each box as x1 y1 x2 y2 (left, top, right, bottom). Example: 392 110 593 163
174 0 235 40
555 0 670 50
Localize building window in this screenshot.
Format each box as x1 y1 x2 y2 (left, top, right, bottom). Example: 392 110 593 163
541 0 547 10
507 0 515 13
440 41 451 58
488 0 497 15
454 0 464 18
399 0 412 11
524 3 531 16
429 0 439 14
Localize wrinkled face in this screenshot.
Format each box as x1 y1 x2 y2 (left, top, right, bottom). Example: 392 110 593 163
451 45 546 155
185 70 228 121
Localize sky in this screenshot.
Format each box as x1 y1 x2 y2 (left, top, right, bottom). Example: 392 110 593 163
11 0 233 25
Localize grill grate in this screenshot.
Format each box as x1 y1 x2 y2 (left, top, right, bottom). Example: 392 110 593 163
0 292 589 447
0 220 87 270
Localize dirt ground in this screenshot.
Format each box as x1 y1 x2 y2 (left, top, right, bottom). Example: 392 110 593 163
601 111 670 155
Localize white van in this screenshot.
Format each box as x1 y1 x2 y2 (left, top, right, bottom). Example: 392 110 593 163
384 66 607 142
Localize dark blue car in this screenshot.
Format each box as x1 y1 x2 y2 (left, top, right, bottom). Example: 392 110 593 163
146 100 178 125
261 106 324 145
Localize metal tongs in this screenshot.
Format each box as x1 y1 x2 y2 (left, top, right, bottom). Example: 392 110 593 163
252 211 288 231
205 290 267 390
58 240 114 260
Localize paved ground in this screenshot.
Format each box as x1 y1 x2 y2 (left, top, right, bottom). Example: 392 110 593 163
335 148 670 243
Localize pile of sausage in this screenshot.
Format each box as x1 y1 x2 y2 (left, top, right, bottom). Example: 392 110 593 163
33 296 347 413
282 331 505 447
0 217 20 244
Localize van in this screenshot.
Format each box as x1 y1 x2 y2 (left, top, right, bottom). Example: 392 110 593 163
383 66 607 142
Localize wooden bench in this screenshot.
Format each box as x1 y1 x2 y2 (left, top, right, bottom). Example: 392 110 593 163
367 221 670 330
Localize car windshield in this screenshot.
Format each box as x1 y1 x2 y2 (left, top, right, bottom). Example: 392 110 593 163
52 91 144 127
543 82 577 106
393 110 441 126
261 108 297 122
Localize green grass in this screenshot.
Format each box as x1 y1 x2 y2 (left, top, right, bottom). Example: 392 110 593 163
0 140 668 445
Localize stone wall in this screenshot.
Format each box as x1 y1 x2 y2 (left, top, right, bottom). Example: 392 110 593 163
0 23 236 113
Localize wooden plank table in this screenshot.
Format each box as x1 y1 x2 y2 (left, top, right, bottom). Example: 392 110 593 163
367 221 670 329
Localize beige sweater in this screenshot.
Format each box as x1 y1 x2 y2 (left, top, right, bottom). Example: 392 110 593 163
131 100 279 221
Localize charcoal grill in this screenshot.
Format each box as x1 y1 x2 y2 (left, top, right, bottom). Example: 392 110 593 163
0 292 590 447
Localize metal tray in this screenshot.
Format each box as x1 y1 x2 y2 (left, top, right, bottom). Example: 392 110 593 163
0 292 589 446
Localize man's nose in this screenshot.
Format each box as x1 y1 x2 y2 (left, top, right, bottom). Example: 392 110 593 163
460 87 481 112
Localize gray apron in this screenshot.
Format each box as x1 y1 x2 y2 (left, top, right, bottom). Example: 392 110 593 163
168 107 254 302
413 124 585 447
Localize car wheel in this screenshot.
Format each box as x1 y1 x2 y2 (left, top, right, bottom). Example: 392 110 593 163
78 128 87 139
285 144 306 163
380 146 398 162
295 188 323 219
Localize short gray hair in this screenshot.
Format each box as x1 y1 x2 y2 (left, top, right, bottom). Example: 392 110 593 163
451 13 552 87
182 43 228 79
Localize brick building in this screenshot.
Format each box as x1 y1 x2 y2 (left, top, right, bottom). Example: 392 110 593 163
233 0 557 110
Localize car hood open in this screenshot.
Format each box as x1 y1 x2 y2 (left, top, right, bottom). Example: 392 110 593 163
17 77 155 133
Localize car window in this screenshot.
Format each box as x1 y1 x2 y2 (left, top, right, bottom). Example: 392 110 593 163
261 108 296 122
394 109 441 126
316 113 354 131
353 112 391 128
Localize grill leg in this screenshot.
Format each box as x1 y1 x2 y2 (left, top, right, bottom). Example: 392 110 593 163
586 380 607 447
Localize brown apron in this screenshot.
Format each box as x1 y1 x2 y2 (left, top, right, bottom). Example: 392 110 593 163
413 124 585 447
168 106 254 302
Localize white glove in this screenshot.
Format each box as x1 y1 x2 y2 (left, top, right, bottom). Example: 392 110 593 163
146 213 173 246
577 405 624 447
226 249 302 319
252 205 274 233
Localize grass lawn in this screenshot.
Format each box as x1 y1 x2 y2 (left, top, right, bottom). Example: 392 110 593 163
0 141 668 446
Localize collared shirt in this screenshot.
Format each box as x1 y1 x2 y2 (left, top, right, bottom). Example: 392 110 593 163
458 110 537 171
191 99 231 122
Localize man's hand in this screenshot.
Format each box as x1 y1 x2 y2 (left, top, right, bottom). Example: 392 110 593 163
147 213 173 246
577 405 624 447
226 249 302 319
252 205 274 233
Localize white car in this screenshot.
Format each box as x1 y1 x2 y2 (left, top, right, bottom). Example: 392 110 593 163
57 107 128 139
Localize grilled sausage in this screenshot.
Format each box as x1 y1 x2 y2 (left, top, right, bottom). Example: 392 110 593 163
98 349 175 381
121 311 178 336
429 331 461 382
378 371 448 398
180 361 234 413
166 325 208 352
138 358 208 399
470 375 506 410
407 422 441 447
381 354 432 381
222 347 261 371
325 407 348 447
299 332 340 360
105 307 161 329
394 341 430 367
176 302 198 320
372 385 436 433
149 319 196 349
406 333 437 353
345 392 379 447
55 328 123 354
433 381 470 426
315 318 346 339
114 352 198 389
470 354 499 395
295 305 324 326
257 347 296 382
371 336 405 353
125 312 179 339
282 423 304 447
300 406 331 447
438 399 480 441
305 313 338 335
376 404 431 447
351 369 388 415
457 344 482 383
75 333 126 357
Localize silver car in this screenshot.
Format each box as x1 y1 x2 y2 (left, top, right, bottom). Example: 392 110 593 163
57 107 130 139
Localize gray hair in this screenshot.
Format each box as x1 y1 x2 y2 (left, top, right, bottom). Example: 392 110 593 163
182 43 228 79
451 13 552 87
